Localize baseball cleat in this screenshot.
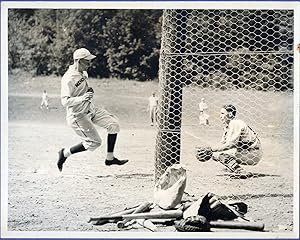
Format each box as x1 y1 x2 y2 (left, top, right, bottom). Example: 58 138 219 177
105 157 128 166
57 148 67 172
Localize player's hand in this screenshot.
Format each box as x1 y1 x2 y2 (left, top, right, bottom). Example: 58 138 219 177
82 92 93 101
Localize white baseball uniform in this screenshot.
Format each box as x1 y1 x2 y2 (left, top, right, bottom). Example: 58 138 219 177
217 119 262 165
148 95 158 123
61 64 120 151
40 92 49 108
199 101 208 112
199 101 209 125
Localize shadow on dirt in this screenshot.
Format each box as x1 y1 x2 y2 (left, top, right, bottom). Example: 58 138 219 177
230 193 293 199
219 172 281 178
93 173 153 179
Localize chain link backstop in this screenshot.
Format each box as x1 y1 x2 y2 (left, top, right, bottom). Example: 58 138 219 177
154 9 294 223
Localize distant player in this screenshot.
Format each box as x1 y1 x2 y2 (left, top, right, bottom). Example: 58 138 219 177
199 98 209 126
210 104 262 178
40 90 49 110
57 48 128 172
147 92 158 126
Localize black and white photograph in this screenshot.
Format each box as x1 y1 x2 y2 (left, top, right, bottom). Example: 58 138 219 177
1 1 299 238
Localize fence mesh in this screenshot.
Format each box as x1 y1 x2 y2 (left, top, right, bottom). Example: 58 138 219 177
155 9 294 229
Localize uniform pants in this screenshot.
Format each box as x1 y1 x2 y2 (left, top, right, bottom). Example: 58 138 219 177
67 108 120 151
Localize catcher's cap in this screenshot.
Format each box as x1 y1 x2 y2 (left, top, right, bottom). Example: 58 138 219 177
73 48 96 60
223 104 237 117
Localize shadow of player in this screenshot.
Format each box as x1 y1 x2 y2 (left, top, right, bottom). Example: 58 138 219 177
219 172 281 178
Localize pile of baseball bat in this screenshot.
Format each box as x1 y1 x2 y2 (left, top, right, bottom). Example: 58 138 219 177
88 201 265 232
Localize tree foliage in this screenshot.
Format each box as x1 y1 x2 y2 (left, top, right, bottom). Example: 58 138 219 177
8 9 162 80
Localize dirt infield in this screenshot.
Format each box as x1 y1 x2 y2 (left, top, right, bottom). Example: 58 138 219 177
3 70 297 237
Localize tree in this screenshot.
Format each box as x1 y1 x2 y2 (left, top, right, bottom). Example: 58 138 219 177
103 10 162 80
8 9 162 80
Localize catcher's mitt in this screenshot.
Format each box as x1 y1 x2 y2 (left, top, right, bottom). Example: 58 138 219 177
175 215 209 232
198 192 247 221
195 147 213 162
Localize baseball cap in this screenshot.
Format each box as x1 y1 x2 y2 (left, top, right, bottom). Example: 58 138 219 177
223 104 237 117
73 48 96 60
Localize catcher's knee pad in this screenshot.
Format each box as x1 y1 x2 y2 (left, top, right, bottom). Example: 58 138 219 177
107 122 120 134
218 154 242 172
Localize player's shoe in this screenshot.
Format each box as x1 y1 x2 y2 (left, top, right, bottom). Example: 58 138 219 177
230 168 253 179
105 157 128 166
57 148 67 172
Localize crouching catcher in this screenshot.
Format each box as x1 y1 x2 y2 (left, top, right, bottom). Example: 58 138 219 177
195 104 262 179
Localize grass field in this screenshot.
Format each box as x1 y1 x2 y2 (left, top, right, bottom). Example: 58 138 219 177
3 69 297 237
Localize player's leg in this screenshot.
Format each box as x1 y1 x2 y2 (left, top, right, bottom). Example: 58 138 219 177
214 153 253 179
205 113 210 125
235 148 263 166
57 115 102 171
155 107 159 124
40 100 44 109
57 143 87 171
92 108 128 166
153 106 157 125
150 107 154 126
199 113 205 125
45 99 49 110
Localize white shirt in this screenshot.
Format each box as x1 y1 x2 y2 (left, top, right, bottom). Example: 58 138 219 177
148 96 158 108
199 102 208 111
42 92 48 101
61 64 94 117
221 119 260 150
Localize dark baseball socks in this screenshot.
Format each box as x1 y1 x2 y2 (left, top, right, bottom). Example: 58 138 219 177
106 133 117 160
62 143 87 158
105 133 128 165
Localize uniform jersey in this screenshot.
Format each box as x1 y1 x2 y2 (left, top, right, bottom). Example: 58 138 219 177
61 64 94 118
148 96 158 108
42 92 48 101
221 119 260 151
199 102 208 111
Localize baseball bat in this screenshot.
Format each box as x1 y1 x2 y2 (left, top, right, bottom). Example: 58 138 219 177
89 209 183 223
89 205 139 225
210 220 264 231
117 201 152 228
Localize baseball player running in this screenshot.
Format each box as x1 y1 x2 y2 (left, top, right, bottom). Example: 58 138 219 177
210 104 262 178
57 48 128 172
